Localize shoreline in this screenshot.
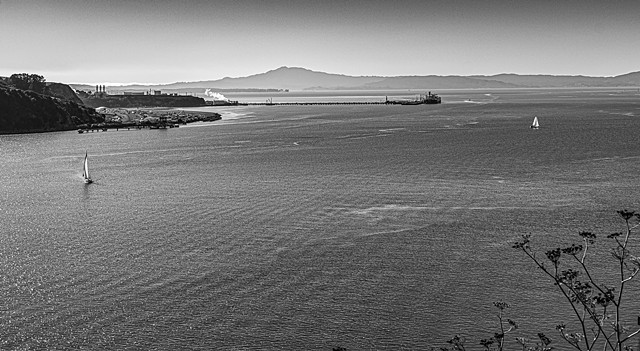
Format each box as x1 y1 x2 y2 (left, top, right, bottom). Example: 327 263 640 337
75 107 221 132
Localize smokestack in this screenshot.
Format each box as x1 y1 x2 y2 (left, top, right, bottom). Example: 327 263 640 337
96 85 99 93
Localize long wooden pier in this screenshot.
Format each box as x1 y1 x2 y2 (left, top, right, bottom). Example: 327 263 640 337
244 101 439 106
240 92 441 106
246 102 385 106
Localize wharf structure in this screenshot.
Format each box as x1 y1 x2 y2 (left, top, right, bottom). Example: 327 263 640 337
245 92 442 106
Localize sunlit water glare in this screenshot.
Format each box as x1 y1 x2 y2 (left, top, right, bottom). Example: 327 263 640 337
2 89 640 350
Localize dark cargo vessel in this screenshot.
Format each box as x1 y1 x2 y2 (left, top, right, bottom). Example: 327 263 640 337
387 91 441 105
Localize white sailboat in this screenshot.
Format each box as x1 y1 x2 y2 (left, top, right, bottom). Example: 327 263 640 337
83 152 93 184
531 116 539 129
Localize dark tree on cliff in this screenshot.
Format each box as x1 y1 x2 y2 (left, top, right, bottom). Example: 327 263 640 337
9 73 46 94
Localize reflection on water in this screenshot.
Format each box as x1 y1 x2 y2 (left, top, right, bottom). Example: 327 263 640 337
1 89 640 349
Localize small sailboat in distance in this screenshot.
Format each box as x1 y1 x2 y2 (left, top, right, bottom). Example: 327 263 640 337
530 116 540 129
83 152 93 184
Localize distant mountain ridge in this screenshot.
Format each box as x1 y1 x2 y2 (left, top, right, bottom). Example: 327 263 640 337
70 67 640 92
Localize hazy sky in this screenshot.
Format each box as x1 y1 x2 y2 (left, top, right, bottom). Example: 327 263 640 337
1 0 639 84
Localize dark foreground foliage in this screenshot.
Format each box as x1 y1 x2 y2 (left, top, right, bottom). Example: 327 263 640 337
435 210 640 351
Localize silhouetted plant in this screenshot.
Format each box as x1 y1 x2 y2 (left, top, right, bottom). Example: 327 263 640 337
444 334 467 351
515 333 553 351
513 210 640 350
480 300 519 350
435 300 531 351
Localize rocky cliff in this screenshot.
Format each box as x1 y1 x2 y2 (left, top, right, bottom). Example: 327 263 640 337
0 82 103 134
46 82 85 105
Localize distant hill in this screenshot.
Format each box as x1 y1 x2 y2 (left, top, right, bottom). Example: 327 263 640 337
69 67 640 92
360 75 518 89
607 71 640 86
470 74 614 88
0 82 102 134
195 66 383 90
470 72 640 88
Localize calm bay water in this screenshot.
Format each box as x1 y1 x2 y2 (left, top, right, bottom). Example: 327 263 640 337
2 89 640 350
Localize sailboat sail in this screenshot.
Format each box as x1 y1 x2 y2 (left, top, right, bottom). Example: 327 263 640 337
83 152 93 183
531 116 539 129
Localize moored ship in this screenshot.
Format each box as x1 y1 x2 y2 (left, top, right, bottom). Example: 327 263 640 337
421 91 441 104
